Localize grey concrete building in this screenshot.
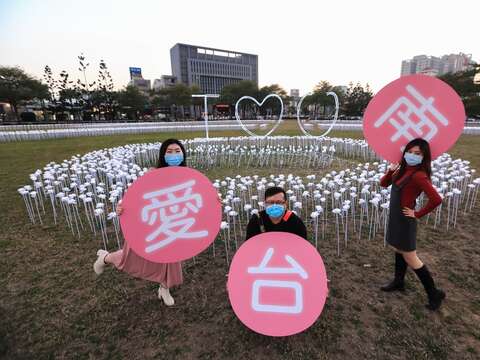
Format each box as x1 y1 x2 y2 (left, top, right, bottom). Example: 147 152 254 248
401 59 417 76
153 75 178 92
289 89 300 110
170 43 258 94
129 78 151 94
128 67 151 94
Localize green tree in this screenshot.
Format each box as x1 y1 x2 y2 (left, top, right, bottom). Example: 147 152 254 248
219 81 260 119
44 65 85 122
299 81 345 119
57 70 76 121
219 80 258 105
257 84 288 117
94 59 116 120
301 81 333 119
117 85 148 120
151 94 170 111
189 85 203 119
76 53 96 120
153 84 198 120
219 81 292 119
168 83 193 119
439 66 480 117
43 65 57 103
0 66 49 119
342 82 373 117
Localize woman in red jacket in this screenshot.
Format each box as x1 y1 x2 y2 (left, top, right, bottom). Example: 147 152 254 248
379 138 445 311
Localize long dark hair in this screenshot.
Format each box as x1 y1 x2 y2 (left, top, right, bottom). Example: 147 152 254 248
156 138 187 168
395 138 432 180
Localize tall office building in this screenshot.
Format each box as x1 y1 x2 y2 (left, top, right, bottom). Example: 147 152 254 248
170 43 258 94
401 53 474 77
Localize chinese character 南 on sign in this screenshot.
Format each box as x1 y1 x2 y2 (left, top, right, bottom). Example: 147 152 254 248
364 75 465 162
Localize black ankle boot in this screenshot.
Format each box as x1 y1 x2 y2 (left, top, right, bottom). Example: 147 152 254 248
414 265 446 311
381 252 407 292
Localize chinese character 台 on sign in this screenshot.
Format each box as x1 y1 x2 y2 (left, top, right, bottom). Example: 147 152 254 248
248 247 308 314
227 232 328 336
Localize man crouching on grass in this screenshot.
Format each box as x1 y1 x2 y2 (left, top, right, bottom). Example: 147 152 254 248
245 186 307 240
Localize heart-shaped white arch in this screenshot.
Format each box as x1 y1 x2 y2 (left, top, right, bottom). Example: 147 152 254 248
296 91 339 138
235 94 284 138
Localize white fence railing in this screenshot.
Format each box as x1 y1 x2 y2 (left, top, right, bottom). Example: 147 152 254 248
0 123 258 142
1 120 479 142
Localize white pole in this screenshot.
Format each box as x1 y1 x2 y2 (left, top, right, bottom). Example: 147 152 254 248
204 96 209 139
192 94 220 140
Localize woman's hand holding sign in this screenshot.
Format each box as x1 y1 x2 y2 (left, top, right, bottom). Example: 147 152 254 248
116 200 124 216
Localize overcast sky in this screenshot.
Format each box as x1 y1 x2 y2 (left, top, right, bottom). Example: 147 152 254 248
1 0 478 94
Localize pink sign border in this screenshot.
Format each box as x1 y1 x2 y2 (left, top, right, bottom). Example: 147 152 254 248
363 74 465 162
227 232 329 337
119 167 222 263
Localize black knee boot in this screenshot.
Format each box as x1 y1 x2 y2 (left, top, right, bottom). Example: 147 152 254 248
381 252 407 292
414 265 446 311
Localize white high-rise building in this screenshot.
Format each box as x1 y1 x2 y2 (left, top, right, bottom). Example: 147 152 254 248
400 53 474 77
441 53 473 74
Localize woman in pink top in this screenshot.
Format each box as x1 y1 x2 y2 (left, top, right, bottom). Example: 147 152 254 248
93 139 185 306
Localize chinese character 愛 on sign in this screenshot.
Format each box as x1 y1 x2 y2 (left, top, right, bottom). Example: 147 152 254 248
141 180 208 253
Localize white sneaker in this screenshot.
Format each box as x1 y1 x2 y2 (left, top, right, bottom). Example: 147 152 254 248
158 286 175 306
93 249 109 275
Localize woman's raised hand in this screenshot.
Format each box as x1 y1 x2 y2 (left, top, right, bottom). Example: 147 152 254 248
389 162 400 172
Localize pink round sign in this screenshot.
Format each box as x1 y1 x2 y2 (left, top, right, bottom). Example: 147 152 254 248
119 167 221 263
227 232 328 337
363 74 465 162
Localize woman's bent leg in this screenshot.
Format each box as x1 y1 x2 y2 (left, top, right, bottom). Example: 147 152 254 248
104 250 123 268
402 251 445 310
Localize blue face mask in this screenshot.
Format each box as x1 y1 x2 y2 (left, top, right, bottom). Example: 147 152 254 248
265 204 285 218
164 153 184 166
404 152 423 166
